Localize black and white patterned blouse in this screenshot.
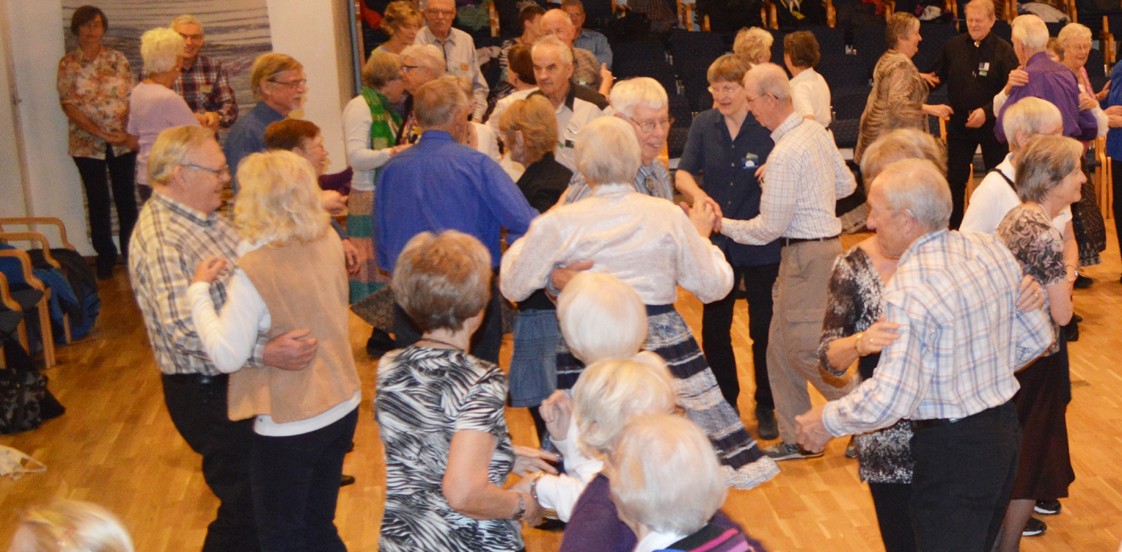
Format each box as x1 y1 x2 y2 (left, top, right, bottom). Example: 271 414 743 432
375 345 520 551
997 205 1066 357
819 245 915 484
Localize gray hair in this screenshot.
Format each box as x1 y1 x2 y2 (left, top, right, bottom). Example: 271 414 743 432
169 14 202 30
609 77 668 119
1014 135 1083 203
414 75 469 128
872 159 952 231
1002 97 1063 150
362 50 402 89
743 62 791 102
964 0 995 19
573 357 676 458
532 35 574 66
575 116 641 185
557 271 647 363
400 44 446 76
610 414 726 535
140 27 185 74
1012 14 1049 51
860 128 947 186
1057 22 1092 50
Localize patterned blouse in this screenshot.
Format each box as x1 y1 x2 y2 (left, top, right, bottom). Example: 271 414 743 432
853 49 929 164
56 47 133 159
996 206 1066 356
375 345 521 552
819 245 915 484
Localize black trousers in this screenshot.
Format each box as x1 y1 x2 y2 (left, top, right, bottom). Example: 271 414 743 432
72 148 138 266
1112 160 1122 264
946 123 1008 230
251 408 357 552
394 280 503 363
869 482 916 552
701 262 779 413
161 374 260 552
909 401 1020 552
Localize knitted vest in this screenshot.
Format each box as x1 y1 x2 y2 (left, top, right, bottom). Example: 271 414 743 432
228 233 360 423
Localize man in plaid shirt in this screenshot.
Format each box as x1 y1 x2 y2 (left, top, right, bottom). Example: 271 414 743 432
170 15 238 130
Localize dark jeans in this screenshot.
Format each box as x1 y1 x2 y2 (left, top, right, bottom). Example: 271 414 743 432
1112 160 1122 263
72 148 137 267
161 374 260 552
946 123 1007 230
701 262 779 413
909 401 1020 552
393 280 503 363
869 482 916 552
251 408 358 552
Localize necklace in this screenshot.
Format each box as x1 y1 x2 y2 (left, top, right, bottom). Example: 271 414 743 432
419 336 464 351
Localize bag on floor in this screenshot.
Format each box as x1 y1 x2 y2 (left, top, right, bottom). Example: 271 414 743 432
0 338 65 435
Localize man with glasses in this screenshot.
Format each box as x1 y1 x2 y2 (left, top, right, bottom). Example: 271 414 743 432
719 63 857 461
130 125 317 551
224 53 306 194
562 0 612 70
169 14 238 131
676 54 781 440
414 0 489 121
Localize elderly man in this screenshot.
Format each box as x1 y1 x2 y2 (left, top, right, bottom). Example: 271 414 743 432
170 15 238 130
224 53 305 193
720 63 857 461
995 14 1097 143
414 0 488 120
676 54 781 439
374 76 538 362
129 126 316 551
934 0 1018 229
539 8 608 94
562 0 612 69
796 159 1053 551
532 36 606 172
398 44 445 144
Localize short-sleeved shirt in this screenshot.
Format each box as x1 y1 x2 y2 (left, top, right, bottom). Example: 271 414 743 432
56 47 133 159
375 346 520 552
996 205 1066 356
678 109 780 267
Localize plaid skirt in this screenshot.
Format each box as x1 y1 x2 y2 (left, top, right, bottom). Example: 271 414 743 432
556 305 778 489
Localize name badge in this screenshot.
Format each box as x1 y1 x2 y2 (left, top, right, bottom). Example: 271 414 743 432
742 152 759 169
977 61 990 77
200 84 213 95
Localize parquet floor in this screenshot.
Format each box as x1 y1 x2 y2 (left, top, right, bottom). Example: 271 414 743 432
2 225 1121 551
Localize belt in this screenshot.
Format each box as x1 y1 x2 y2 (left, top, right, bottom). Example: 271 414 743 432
911 417 958 430
780 235 839 247
162 373 228 385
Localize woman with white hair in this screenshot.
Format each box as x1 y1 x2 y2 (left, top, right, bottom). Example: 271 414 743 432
187 150 361 550
397 44 445 144
128 27 203 200
501 116 779 489
611 414 765 552
733 27 773 65
9 500 134 552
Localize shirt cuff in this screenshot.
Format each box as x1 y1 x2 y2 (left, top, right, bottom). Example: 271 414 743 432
820 401 851 438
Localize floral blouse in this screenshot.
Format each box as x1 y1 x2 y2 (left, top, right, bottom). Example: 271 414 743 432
853 49 929 163
819 245 914 484
996 205 1066 356
57 47 133 159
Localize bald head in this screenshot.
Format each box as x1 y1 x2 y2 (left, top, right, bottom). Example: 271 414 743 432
540 9 577 46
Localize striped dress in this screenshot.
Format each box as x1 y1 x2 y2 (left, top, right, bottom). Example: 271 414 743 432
374 345 521 551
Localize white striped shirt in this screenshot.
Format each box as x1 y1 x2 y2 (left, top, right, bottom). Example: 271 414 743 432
822 230 1054 436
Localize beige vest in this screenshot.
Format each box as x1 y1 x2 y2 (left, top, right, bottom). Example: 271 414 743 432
228 233 360 424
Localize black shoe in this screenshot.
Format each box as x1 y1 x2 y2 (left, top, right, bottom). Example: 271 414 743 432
366 328 396 358
340 474 356 487
1035 499 1061 516
1022 517 1047 537
1074 274 1093 289
96 263 114 280
756 408 778 441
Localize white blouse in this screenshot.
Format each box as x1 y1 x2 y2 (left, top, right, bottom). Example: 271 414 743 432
790 68 832 127
500 183 733 306
342 94 396 192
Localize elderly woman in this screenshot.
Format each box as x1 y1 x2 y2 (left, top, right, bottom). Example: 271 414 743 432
342 51 407 315
128 27 202 202
563 77 674 203
501 117 778 489
56 5 137 280
817 128 946 552
853 13 952 163
374 0 423 55
784 31 831 127
397 44 445 145
187 150 361 550
9 500 134 552
611 415 765 552
733 27 773 66
993 135 1081 552
376 230 544 551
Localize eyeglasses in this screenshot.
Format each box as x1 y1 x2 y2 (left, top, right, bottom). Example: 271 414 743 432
425 8 455 18
269 78 306 88
181 163 229 176
707 84 742 96
627 115 674 133
401 64 421 73
745 93 773 104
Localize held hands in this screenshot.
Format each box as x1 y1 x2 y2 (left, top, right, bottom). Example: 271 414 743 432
964 108 986 128
511 445 559 476
539 390 573 441
684 200 719 238
854 320 901 356
262 329 318 371
795 405 831 453
193 256 227 284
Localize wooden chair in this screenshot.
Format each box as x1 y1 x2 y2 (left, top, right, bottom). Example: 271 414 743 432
0 217 78 251
0 230 73 345
0 250 55 368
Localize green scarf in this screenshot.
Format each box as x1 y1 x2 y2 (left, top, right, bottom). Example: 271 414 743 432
360 86 402 152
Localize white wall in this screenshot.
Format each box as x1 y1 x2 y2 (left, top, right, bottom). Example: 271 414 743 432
3 1 355 255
